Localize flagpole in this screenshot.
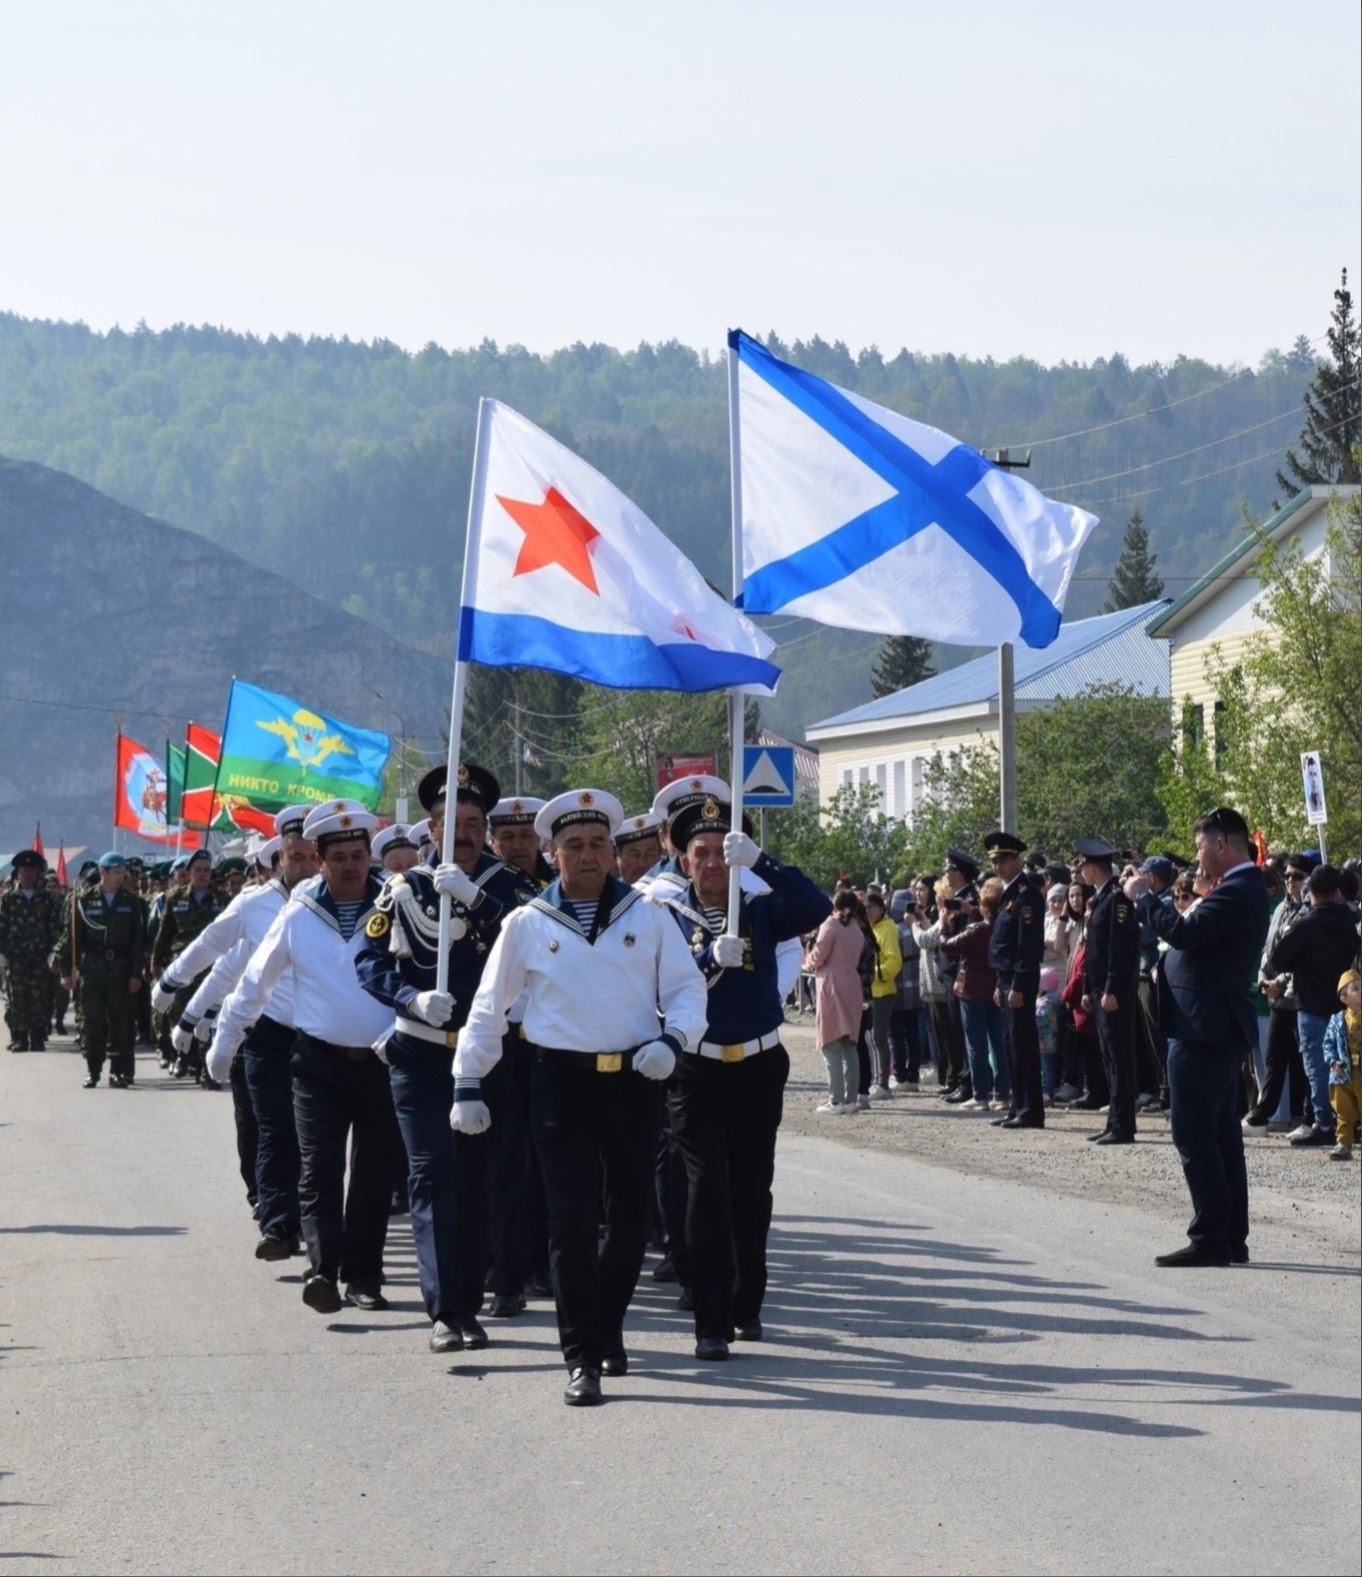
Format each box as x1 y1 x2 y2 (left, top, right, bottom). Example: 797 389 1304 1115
999 643 1017 831
436 397 495 998
725 335 746 941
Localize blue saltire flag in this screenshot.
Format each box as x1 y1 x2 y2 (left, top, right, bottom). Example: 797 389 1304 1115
458 400 780 693
731 330 1097 648
216 679 392 811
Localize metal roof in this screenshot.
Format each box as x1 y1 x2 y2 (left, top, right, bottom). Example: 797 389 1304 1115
808 600 1171 735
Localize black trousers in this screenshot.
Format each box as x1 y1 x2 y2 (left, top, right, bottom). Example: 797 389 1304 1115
1097 999 1138 1138
487 1032 543 1297
229 1049 260 1207
945 992 970 1091
243 1017 301 1237
292 1035 399 1286
669 1045 789 1341
1247 1008 1306 1127
1168 1038 1249 1254
657 1099 690 1284
1135 976 1167 1098
1005 986 1044 1125
531 1052 662 1370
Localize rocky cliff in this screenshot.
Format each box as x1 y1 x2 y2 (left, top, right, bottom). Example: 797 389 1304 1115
0 456 453 852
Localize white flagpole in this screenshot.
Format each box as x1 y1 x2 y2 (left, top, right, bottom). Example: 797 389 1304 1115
436 397 495 997
725 336 746 940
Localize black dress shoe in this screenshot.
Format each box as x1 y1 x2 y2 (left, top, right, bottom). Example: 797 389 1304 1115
734 1319 763 1342
459 1314 489 1350
564 1366 603 1406
302 1273 343 1313
1000 1116 1038 1129
1094 1131 1134 1146
1155 1243 1231 1268
108 1074 125 1088
172 1058 189 1078
990 1115 1011 1126
345 1282 390 1312
487 1291 527 1318
1231 1245 1249 1264
199 1073 221 1091
82 1073 99 1088
1071 1095 1104 1110
255 1229 299 1262
601 1332 628 1376
527 1271 554 1298
944 1087 972 1104
696 1337 730 1361
677 1287 695 1311
430 1318 463 1353
652 1255 679 1283
1086 1130 1110 1141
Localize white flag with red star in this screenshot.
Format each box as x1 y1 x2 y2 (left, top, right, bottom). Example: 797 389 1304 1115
457 401 779 693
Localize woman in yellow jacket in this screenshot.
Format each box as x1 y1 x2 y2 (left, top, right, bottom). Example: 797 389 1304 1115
866 891 903 1100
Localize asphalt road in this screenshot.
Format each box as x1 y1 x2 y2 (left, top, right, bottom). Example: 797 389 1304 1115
2 1036 1358 1576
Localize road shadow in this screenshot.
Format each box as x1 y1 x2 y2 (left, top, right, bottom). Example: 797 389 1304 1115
0 1224 185 1237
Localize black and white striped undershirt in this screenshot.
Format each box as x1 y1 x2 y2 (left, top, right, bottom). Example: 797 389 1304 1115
332 901 365 941
567 899 600 931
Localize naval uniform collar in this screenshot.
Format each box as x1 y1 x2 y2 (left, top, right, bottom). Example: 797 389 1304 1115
532 875 642 941
296 871 384 936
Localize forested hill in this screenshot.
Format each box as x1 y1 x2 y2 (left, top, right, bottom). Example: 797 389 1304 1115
0 313 1319 736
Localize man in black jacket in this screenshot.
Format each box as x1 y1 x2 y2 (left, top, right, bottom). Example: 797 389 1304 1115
1133 808 1270 1267
1268 864 1361 1148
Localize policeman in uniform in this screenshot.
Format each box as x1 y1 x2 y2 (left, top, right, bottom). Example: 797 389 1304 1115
454 789 708 1406
212 800 399 1315
151 848 229 1081
660 793 830 1359
984 830 1046 1128
0 851 60 1050
54 852 147 1087
614 811 664 888
356 764 525 1351
1076 838 1140 1145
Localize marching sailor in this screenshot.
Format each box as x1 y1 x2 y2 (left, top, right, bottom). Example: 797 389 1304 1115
212 800 398 1315
613 810 664 888
355 763 524 1351
660 793 830 1358
453 789 708 1407
372 823 421 876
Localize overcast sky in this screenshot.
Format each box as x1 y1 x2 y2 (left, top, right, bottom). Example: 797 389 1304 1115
2 0 1358 367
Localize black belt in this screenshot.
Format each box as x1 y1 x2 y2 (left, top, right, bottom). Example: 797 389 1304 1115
297 1031 373 1063
537 1045 639 1075
246 1015 296 1056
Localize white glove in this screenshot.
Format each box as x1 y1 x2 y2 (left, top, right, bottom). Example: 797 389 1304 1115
723 831 760 868
171 1020 196 1055
632 1039 676 1081
450 1099 491 1135
433 863 480 906
411 989 455 1026
205 1041 235 1084
713 934 745 969
151 977 178 1015
194 1017 214 1043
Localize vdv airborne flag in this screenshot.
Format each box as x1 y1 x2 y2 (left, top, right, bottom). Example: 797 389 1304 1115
216 681 391 812
731 331 1097 648
459 401 780 693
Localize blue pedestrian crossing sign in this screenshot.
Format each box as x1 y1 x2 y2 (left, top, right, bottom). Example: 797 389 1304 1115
742 745 796 807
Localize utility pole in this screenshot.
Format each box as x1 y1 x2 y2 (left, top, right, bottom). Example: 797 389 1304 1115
989 448 1032 833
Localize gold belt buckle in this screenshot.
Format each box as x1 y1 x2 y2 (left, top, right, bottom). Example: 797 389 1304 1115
721 1043 746 1063
596 1053 622 1073
517 1025 527 1040
445 1029 458 1049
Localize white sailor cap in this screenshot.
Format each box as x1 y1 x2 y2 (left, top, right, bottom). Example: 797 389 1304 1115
371 824 417 861
274 803 314 839
253 835 282 868
302 798 379 848
409 817 433 847
615 809 664 846
534 789 624 841
650 774 731 827
489 795 546 827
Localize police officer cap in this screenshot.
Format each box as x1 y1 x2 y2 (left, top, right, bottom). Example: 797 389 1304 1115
669 797 754 850
535 789 624 841
417 761 500 815
983 829 1028 856
1074 838 1118 863
11 849 45 872
944 846 979 879
651 774 731 826
274 803 314 840
615 810 664 846
488 796 546 827
97 851 127 869
302 799 379 849
1139 855 1175 881
371 824 417 861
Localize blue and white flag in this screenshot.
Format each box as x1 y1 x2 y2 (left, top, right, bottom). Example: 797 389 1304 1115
732 331 1097 648
458 400 780 693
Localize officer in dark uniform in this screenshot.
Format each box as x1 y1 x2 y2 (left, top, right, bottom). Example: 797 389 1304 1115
660 795 830 1359
54 852 147 1087
356 762 524 1353
1077 838 1140 1145
985 830 1045 1129
937 846 980 1102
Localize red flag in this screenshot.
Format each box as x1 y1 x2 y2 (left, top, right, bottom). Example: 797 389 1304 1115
115 732 202 848
1250 830 1268 867
181 722 222 829
55 843 68 885
32 822 43 856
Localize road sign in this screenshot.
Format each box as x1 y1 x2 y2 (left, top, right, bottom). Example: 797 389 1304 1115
742 745 796 807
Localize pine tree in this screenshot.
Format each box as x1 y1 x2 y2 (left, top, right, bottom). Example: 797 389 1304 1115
1103 509 1165 610
1277 269 1361 495
869 636 935 699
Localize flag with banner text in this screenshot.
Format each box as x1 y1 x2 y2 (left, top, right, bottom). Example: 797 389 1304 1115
114 733 201 847
216 681 391 812
458 401 780 693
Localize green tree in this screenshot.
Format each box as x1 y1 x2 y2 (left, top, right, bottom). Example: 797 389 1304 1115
575 687 732 817
766 784 905 891
1155 698 1222 853
1277 270 1361 494
897 741 1001 882
1103 509 1165 610
869 636 936 699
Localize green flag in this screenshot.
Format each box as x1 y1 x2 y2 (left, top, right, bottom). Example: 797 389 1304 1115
166 740 186 823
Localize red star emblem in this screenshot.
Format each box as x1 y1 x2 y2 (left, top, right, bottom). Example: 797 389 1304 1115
497 487 601 595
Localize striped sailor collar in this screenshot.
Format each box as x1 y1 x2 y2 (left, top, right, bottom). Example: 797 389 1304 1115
294 871 385 936
665 883 742 934
531 875 642 940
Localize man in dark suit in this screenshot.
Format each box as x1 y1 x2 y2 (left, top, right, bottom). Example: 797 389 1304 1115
1130 807 1271 1266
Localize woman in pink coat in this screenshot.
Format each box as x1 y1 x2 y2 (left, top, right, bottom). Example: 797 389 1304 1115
806 890 866 1113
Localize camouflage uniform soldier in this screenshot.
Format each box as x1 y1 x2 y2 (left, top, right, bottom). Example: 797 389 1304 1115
0 851 61 1050
150 848 228 1080
45 873 71 1033
54 852 147 1087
